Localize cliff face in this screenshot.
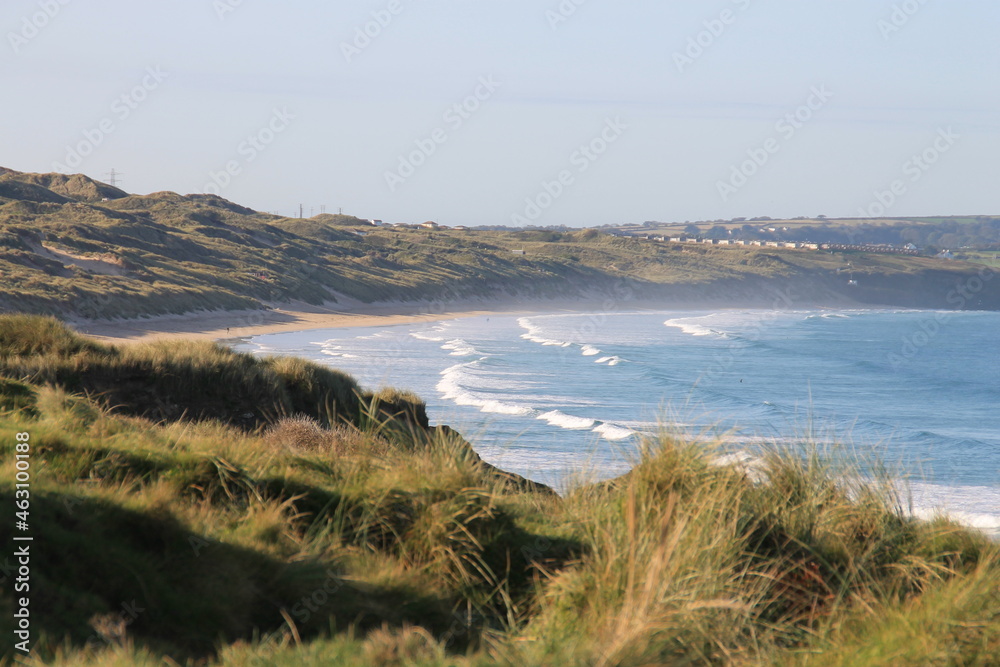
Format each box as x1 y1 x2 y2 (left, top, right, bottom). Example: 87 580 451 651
838 267 999 310
626 266 999 312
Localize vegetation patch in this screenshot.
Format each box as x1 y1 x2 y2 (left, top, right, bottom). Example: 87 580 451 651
0 316 996 665
2 168 999 319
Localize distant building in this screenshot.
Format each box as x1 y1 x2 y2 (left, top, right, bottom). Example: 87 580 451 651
452 225 469 231
419 222 440 230
511 249 526 255
368 219 384 226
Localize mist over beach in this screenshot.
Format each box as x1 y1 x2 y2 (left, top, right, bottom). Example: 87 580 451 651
2 1 1000 664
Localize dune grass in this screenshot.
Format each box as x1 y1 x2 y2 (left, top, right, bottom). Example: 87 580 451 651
4 169 998 319
0 316 997 665
0 314 371 430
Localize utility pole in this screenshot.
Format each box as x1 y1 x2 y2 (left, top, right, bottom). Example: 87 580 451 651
105 169 122 188
299 204 303 219
320 205 326 215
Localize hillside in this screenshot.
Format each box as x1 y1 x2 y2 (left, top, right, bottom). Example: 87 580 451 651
2 168 998 320
1 316 997 665
612 216 1000 252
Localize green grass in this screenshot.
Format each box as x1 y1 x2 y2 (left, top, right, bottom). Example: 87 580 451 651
0 314 369 430
0 316 997 665
953 250 1000 269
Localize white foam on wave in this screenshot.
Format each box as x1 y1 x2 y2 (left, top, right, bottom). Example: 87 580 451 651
806 312 852 321
441 338 479 356
592 423 636 441
436 362 535 417
538 410 597 430
665 321 715 337
708 453 1000 538
581 345 602 356
410 331 445 342
595 356 622 366
905 482 1000 537
711 450 769 483
480 400 536 416
410 322 451 342
321 348 362 360
664 315 730 339
518 317 572 347
471 446 635 491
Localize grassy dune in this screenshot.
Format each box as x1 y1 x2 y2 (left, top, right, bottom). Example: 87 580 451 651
3 168 999 319
0 316 997 665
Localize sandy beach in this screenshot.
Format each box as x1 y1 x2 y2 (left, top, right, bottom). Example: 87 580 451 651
68 296 777 346
70 301 523 345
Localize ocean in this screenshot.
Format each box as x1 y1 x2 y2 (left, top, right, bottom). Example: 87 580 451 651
237 308 1000 537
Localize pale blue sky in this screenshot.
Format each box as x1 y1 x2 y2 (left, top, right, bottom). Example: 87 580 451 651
3 0 999 226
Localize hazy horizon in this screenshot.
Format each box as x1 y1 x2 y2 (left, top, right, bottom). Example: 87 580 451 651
4 0 999 226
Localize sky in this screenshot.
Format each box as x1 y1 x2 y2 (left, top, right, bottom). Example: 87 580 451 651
3 0 999 227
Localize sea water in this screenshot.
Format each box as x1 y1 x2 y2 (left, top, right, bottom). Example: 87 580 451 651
238 309 1000 537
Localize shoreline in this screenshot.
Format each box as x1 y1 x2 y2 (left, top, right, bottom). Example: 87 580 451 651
72 297 891 345
72 303 504 345
61 303 1000 539
71 297 640 345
